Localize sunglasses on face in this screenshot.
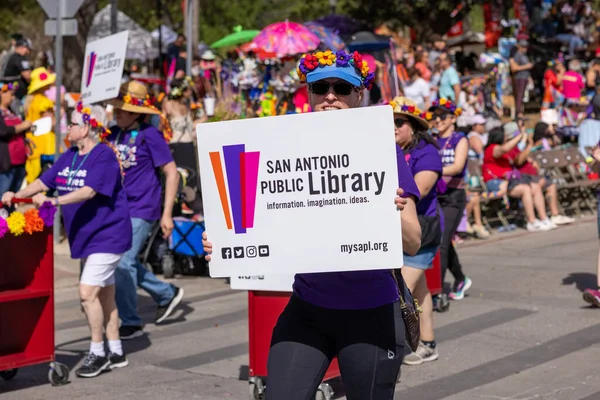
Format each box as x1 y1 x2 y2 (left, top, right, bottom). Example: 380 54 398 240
434 113 449 121
309 81 355 96
394 118 410 128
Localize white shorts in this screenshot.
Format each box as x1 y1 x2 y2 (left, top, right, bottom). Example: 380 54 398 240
80 253 123 287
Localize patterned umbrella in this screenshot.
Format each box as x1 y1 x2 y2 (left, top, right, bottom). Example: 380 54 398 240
304 21 346 52
251 20 320 58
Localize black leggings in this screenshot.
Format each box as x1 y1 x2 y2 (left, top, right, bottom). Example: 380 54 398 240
265 295 406 400
438 188 467 288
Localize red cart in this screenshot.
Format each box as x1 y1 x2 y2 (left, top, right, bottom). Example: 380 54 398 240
425 251 442 296
425 251 450 312
0 199 69 385
248 291 339 400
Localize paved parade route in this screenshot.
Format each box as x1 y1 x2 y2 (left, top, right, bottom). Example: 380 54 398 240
2 219 600 399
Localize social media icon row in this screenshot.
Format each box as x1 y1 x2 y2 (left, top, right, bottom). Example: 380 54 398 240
221 245 270 259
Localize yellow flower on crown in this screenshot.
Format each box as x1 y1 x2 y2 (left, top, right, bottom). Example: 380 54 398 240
123 94 132 104
455 107 463 116
425 112 433 120
361 60 369 76
316 50 335 66
82 107 91 115
439 98 447 106
389 100 397 109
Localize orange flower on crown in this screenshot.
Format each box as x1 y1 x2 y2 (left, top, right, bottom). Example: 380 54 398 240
439 98 447 106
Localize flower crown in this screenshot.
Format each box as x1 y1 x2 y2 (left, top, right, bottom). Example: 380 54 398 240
76 102 111 139
388 100 426 119
0 82 18 92
119 93 153 107
76 102 125 178
117 92 173 142
297 50 375 90
426 98 462 120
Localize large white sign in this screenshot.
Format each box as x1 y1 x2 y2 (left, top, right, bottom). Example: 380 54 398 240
197 106 403 277
230 274 294 292
80 31 128 105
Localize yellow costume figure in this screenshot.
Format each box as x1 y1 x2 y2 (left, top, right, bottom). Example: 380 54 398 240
24 68 56 183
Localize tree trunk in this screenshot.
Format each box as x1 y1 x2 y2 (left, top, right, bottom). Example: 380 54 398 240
60 0 99 92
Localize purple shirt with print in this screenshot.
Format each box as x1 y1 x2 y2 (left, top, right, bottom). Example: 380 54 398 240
406 140 443 217
107 123 174 221
437 132 467 189
40 144 132 259
292 145 421 310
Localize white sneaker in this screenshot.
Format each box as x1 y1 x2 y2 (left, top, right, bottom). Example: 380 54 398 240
527 220 551 232
540 218 558 230
551 215 575 225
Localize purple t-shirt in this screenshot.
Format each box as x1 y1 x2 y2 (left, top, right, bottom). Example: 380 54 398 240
107 124 174 221
437 132 467 189
40 144 132 259
293 146 421 310
405 140 443 217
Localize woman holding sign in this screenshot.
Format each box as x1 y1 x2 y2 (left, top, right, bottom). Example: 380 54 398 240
2 104 132 378
390 97 442 366
203 50 422 399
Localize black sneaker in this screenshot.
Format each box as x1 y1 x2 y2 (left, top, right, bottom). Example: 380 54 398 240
75 353 110 378
155 287 184 324
108 352 129 369
119 325 144 340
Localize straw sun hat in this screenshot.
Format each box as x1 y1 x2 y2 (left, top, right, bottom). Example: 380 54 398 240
107 81 161 115
389 96 429 130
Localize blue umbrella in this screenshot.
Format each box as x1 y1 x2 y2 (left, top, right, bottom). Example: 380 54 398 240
304 22 346 52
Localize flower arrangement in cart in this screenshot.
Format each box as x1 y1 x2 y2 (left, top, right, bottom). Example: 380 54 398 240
0 202 56 239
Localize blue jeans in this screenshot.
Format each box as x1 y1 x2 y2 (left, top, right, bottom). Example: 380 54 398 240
0 165 26 196
115 217 176 326
555 34 585 57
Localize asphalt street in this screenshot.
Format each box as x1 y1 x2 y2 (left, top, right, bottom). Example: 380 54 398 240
2 217 600 399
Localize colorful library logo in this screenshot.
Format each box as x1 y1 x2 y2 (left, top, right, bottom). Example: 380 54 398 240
209 144 260 234
84 51 97 88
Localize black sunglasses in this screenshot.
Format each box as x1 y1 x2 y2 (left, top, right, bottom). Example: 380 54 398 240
309 81 355 96
433 113 450 121
394 118 409 128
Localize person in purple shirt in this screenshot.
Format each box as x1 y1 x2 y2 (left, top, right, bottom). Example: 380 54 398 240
390 96 443 366
428 98 473 301
106 81 184 340
203 50 422 399
3 105 132 378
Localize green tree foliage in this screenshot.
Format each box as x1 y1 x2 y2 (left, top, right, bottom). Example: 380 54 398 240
0 0 475 89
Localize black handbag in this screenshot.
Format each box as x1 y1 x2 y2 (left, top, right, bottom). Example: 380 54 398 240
392 269 422 352
417 205 442 248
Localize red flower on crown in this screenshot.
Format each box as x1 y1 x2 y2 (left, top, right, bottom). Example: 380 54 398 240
302 54 319 71
352 51 363 67
39 73 48 81
408 105 415 113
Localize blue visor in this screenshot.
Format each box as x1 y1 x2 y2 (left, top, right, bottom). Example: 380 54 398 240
306 64 362 87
